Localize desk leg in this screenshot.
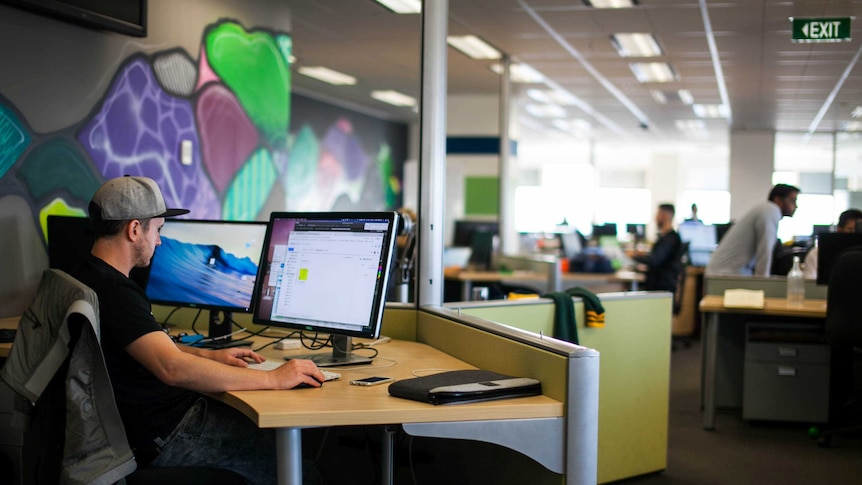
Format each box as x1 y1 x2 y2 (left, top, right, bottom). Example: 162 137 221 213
630 280 639 291
702 312 719 430
381 425 397 485
462 280 472 301
276 427 303 485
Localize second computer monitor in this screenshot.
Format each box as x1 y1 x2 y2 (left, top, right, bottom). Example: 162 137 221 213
816 232 862 286
251 212 399 366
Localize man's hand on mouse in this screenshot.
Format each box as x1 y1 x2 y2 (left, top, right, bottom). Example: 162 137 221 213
273 359 326 389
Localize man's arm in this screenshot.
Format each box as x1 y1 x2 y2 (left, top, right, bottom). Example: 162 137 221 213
126 331 325 392
753 211 780 276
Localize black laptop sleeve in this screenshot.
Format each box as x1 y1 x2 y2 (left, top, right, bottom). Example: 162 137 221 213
388 370 541 405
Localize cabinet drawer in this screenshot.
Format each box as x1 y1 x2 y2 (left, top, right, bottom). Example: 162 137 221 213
746 342 830 364
743 362 830 422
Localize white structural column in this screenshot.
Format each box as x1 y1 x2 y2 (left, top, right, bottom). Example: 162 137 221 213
497 55 517 255
729 130 775 219
418 0 448 306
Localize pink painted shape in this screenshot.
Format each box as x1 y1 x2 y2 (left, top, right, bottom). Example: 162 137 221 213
195 83 260 193
196 46 221 91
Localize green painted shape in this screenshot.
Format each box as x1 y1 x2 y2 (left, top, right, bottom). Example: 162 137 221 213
377 144 398 208
0 104 31 178
276 34 293 67
18 137 102 201
39 198 86 243
223 147 277 220
205 22 291 149
465 176 499 216
285 124 319 197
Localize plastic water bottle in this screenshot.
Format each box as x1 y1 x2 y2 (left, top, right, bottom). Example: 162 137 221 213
787 255 805 306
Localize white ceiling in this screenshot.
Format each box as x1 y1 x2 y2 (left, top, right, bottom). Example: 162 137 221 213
284 0 862 145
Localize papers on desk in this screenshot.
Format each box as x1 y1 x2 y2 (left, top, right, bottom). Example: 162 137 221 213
723 289 765 309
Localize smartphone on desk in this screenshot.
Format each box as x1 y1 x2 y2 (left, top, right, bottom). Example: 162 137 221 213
350 376 395 386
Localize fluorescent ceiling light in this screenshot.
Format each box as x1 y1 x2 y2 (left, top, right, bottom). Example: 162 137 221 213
553 119 592 133
650 90 667 104
693 104 728 118
611 33 662 57
526 88 577 105
297 66 357 85
675 119 708 139
852 106 862 118
374 0 421 14
490 63 545 83
525 103 567 118
584 0 637 8
678 89 694 105
370 90 416 107
630 62 676 83
447 35 501 59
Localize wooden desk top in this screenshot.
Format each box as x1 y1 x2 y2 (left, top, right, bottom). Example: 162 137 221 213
699 294 827 319
216 339 563 429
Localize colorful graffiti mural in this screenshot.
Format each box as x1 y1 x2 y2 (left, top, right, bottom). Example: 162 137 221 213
0 19 403 250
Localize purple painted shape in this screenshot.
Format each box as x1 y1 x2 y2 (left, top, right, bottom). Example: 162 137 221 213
77 57 220 219
321 120 368 181
195 83 260 194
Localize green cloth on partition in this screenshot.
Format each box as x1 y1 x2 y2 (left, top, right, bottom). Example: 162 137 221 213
541 286 606 344
541 292 578 344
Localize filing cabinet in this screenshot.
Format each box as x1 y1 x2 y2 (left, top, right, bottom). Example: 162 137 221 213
742 322 830 423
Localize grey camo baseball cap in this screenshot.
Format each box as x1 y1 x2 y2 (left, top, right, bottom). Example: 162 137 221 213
91 176 189 220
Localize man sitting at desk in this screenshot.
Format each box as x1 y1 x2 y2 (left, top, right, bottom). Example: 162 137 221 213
630 203 682 293
73 176 325 485
706 183 799 276
803 208 862 279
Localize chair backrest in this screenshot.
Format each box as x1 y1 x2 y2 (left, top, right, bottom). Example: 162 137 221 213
825 247 862 347
1 269 136 485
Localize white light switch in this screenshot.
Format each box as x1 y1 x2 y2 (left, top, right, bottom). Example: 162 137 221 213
180 140 193 166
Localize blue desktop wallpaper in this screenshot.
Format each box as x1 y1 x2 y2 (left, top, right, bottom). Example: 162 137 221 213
146 236 259 310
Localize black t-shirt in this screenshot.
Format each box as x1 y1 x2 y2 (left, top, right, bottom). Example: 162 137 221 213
73 255 197 452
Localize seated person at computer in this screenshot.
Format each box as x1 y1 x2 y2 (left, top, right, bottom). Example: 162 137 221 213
803 208 862 279
682 203 703 225
73 176 325 485
629 203 682 292
706 184 799 276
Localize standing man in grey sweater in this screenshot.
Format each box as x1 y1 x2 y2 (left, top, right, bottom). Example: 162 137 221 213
706 184 800 276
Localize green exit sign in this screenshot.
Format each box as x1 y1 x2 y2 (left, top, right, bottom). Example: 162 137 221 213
792 17 852 42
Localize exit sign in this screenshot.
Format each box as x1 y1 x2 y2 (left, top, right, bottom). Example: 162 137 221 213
792 17 851 42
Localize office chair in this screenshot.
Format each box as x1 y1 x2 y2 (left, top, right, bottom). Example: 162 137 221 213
0 269 247 484
813 247 862 447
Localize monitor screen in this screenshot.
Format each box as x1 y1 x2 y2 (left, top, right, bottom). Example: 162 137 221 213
146 219 267 344
452 220 499 247
626 224 645 238
251 212 398 366
679 224 717 250
47 215 150 289
816 233 862 286
592 223 617 238
559 232 583 260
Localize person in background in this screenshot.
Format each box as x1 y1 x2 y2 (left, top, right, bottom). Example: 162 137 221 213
803 208 862 279
706 183 800 276
73 176 325 485
683 203 703 224
630 203 683 293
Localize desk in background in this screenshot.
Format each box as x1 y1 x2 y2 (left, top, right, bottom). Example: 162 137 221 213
445 267 643 301
699 295 827 430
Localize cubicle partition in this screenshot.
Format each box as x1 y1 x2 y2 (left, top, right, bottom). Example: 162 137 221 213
443 292 672 484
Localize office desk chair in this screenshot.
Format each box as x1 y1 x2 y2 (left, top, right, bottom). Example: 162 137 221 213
814 247 862 447
0 269 246 484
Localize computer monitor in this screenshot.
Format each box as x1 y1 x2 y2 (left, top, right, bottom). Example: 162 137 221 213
559 232 583 261
679 224 717 267
626 223 645 239
251 211 399 366
47 215 151 289
452 220 499 247
592 223 617 238
715 222 733 243
145 219 268 346
815 232 862 286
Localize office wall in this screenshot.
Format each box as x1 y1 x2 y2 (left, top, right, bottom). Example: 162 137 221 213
0 0 407 317
730 130 775 219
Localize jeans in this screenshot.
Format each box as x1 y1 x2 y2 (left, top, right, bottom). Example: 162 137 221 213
147 397 276 485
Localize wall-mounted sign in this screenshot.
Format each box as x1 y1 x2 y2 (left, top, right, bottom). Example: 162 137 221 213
791 17 852 43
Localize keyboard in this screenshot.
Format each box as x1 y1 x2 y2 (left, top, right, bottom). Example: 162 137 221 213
247 360 341 381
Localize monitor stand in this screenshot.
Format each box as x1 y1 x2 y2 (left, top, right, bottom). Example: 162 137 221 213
289 335 372 367
195 310 250 349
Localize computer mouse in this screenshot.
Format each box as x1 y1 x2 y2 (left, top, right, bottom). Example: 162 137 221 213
293 379 323 390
